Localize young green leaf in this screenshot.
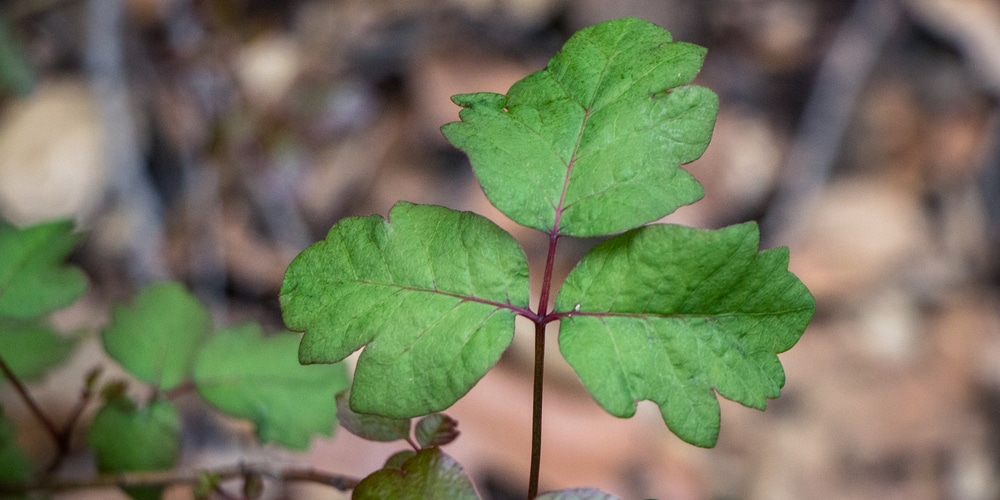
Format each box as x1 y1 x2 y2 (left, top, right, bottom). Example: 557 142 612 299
353 447 479 500
414 413 460 448
0 406 32 487
86 396 180 500
193 323 349 449
0 220 86 319
554 223 814 447
441 17 717 237
280 202 530 418
0 318 74 382
102 282 211 391
335 389 411 443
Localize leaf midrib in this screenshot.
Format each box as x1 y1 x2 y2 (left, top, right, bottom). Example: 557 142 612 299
549 31 626 235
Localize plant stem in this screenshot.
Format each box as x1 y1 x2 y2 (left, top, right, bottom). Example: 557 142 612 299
528 231 561 499
45 366 102 473
0 353 63 452
4 462 361 494
528 320 545 499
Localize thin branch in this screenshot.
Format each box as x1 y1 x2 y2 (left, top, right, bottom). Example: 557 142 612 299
406 435 421 451
7 462 361 494
0 353 63 451
44 366 102 473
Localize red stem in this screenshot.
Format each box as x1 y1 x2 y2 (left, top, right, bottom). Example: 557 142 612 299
0 353 63 452
528 231 561 499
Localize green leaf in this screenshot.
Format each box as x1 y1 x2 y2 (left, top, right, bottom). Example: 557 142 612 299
0 319 74 382
0 406 32 487
555 222 815 447
86 396 180 500
102 282 211 391
536 489 621 500
281 202 530 418
0 220 86 319
193 323 349 449
353 447 479 500
414 413 459 448
441 17 717 237
335 389 411 443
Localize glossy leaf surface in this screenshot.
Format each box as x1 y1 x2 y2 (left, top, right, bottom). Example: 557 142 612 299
442 17 717 237
281 202 529 417
0 220 85 319
555 223 815 446
102 282 211 391
353 447 479 500
193 324 348 449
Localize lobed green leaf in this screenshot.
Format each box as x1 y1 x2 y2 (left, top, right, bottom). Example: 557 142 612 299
193 324 348 449
442 17 717 237
0 220 86 319
555 223 815 447
353 447 479 500
102 282 211 391
280 202 530 418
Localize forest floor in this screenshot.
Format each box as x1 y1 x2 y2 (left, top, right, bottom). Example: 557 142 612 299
1 0 999 498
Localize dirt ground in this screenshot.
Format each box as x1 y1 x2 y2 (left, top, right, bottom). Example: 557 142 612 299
1 0 999 498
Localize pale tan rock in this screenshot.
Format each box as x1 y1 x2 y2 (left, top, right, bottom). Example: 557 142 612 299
0 80 107 224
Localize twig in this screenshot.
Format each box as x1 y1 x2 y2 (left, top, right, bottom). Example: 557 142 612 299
6 462 361 494
0 353 63 453
45 366 102 472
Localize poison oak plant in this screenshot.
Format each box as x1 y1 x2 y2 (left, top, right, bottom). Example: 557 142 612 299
280 16 815 499
0 16 814 500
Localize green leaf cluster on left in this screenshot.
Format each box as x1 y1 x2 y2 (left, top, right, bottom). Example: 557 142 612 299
0 220 349 495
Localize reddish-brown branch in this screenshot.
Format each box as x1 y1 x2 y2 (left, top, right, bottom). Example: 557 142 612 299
5 463 360 494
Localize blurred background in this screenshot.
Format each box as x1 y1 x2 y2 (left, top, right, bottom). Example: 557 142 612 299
1 0 999 498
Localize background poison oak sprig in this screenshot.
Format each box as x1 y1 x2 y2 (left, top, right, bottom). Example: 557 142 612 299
0 219 352 498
